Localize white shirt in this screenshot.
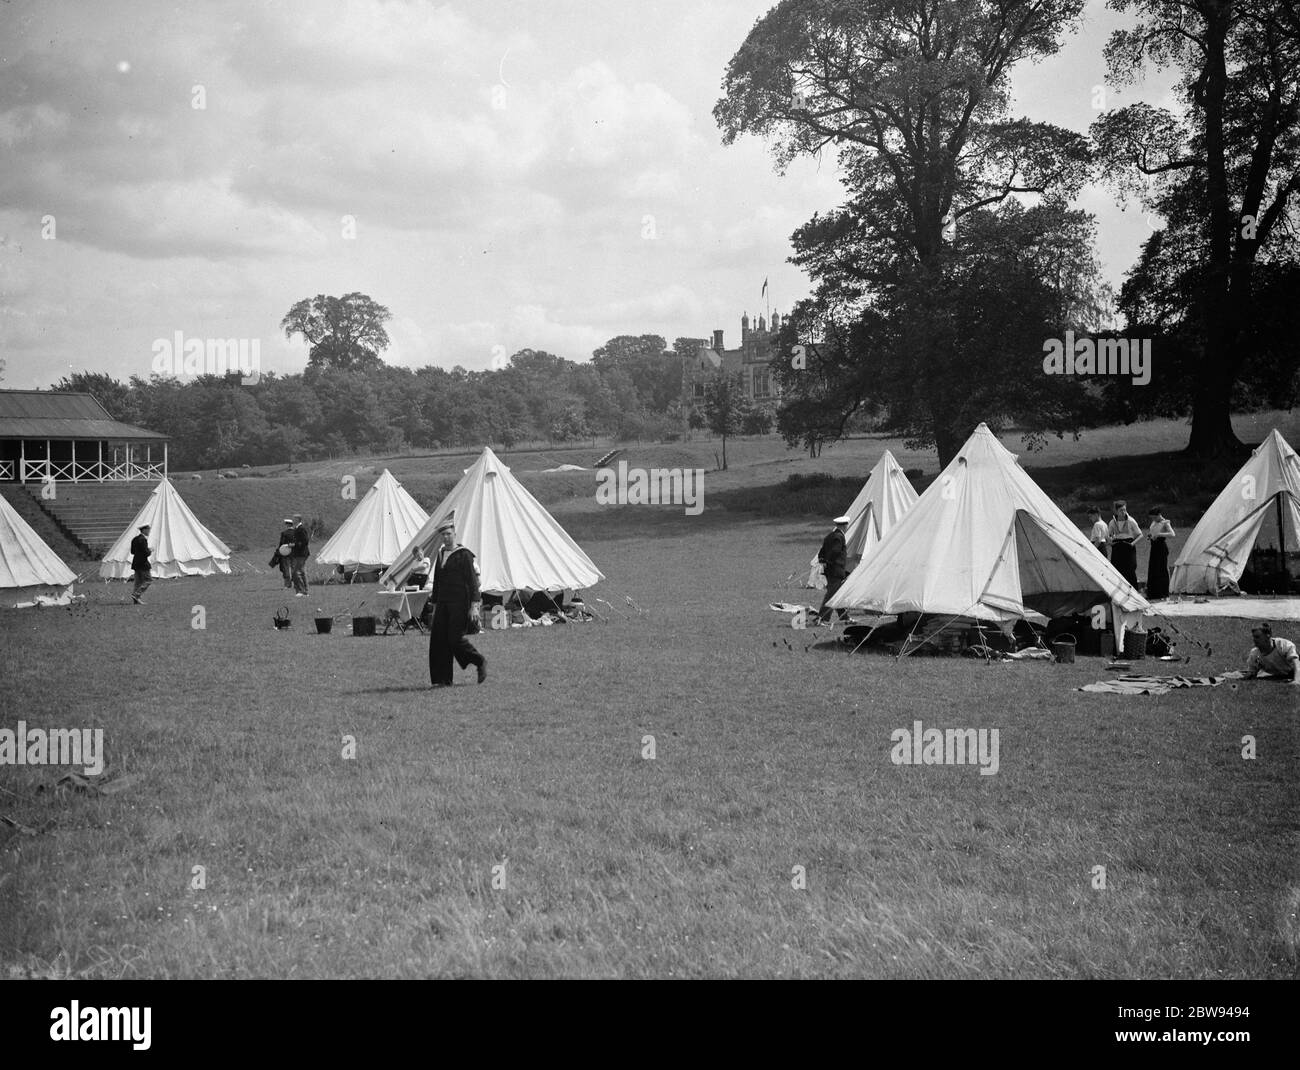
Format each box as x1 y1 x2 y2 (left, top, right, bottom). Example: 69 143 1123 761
1089 520 1108 544
1108 516 1142 542
1245 638 1299 679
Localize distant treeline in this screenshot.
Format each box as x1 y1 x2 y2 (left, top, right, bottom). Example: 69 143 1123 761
52 336 728 471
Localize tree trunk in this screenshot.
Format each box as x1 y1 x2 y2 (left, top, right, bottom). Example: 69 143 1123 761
934 424 962 470
1184 12 1247 461
1185 374 1245 458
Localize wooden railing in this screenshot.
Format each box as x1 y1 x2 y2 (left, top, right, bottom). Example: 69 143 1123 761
19 459 164 483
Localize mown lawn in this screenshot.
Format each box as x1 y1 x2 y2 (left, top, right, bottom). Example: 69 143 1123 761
1 502 1297 978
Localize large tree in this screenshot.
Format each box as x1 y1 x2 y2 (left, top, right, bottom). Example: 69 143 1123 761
777 200 1106 463
281 292 392 372
715 0 1092 462
1091 0 1300 457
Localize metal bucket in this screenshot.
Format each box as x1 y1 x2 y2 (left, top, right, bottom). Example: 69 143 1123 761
1052 633 1076 664
273 606 291 630
314 617 333 634
352 615 376 637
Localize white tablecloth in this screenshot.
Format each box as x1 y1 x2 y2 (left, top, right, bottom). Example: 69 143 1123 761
376 589 431 623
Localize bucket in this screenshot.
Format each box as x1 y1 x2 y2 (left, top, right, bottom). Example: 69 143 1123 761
352 615 376 637
1052 633 1076 664
1122 629 1148 660
273 606 291 630
314 617 333 634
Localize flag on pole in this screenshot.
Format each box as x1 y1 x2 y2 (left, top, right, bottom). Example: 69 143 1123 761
761 277 768 299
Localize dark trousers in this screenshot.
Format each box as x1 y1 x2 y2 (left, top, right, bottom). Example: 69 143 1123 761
1147 538 1170 600
289 554 309 594
132 568 152 600
1111 541 1138 587
1092 541 1109 561
429 602 483 685
818 572 848 621
278 556 293 588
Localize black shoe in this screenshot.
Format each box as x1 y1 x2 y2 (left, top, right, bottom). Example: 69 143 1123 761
477 658 487 684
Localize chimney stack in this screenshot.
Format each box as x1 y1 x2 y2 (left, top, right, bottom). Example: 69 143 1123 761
712 329 724 352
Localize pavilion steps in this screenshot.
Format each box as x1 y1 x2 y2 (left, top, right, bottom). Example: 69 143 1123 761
20 481 160 557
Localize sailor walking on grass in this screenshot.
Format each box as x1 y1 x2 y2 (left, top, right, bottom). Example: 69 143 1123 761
817 514 851 623
428 514 487 687
130 524 152 605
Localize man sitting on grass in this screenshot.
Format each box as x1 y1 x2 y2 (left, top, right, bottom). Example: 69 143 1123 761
1244 621 1299 685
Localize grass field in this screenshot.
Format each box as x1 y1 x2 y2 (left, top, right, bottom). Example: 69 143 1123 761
2 416 1298 978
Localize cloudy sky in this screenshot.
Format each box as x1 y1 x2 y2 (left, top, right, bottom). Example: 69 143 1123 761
0 0 1173 389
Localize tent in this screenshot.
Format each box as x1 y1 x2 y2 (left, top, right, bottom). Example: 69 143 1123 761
379 447 604 594
0 492 77 604
316 469 429 571
828 423 1150 626
99 478 231 578
808 450 918 587
1170 429 1300 594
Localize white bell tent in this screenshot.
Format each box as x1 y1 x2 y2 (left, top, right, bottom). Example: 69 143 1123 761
828 423 1150 625
99 478 231 578
0 492 77 605
316 469 429 571
379 447 604 595
808 450 918 587
1170 429 1300 594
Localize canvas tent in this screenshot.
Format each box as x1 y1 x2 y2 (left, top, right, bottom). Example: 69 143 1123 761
99 478 231 578
316 469 429 571
0 492 77 604
828 423 1150 627
1170 429 1300 595
379 447 604 594
808 450 917 587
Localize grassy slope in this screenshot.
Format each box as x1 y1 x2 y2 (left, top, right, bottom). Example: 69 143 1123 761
1 413 1298 979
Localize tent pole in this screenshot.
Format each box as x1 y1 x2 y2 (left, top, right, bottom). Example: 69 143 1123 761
1277 493 1288 592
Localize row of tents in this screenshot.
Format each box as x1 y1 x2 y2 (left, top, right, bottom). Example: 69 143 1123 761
4 429 1297 612
0 447 604 605
814 425 1300 625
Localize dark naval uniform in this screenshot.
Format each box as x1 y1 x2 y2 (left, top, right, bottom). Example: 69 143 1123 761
817 526 848 622
428 543 486 686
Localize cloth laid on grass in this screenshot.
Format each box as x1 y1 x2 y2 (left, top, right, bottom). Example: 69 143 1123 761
12 590 83 609
771 602 817 615
0 491 77 605
1152 596 1300 621
829 424 1150 646
315 469 429 571
807 450 917 588
1078 672 1243 695
1170 429 1300 594
964 646 1053 661
379 447 604 596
